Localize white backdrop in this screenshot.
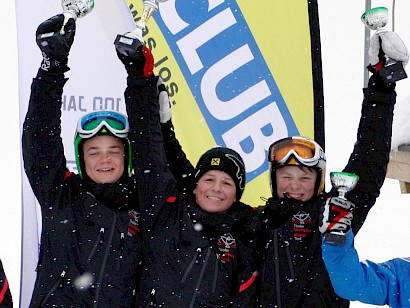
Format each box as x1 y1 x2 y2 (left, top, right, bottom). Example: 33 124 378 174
1 0 410 307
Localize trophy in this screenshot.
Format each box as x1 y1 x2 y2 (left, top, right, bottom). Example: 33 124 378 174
61 0 95 21
114 0 168 58
361 6 388 31
37 0 94 57
324 172 359 245
361 7 408 83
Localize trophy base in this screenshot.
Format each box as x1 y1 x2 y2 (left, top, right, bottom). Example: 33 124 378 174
114 34 144 58
324 232 347 245
379 61 408 84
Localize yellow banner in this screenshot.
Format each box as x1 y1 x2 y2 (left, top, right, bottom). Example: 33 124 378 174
126 0 323 206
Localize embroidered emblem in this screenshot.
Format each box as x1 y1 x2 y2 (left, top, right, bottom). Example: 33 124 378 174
216 233 237 263
292 211 312 240
127 209 141 237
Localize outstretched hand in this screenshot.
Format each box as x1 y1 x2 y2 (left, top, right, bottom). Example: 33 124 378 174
369 30 409 68
319 196 354 243
116 41 154 78
36 14 76 73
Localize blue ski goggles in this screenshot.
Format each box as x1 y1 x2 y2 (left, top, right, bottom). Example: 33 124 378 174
76 111 129 139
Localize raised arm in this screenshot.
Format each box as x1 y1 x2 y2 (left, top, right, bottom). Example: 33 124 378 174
155 75 194 184
22 15 75 206
340 29 408 233
116 45 168 175
322 231 403 306
115 42 177 231
160 120 194 188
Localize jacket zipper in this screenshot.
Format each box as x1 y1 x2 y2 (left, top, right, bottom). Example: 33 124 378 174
93 212 118 307
86 227 105 263
116 232 125 271
189 247 211 308
40 270 66 307
273 230 282 308
144 289 156 308
284 242 295 279
181 248 202 283
273 231 296 308
212 257 219 293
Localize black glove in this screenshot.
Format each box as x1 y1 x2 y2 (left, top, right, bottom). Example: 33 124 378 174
36 14 76 74
195 213 236 239
116 42 154 78
368 30 409 70
367 31 408 85
319 196 354 245
262 197 304 229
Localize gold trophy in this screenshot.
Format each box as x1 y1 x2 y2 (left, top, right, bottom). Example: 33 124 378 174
114 0 168 57
324 172 359 245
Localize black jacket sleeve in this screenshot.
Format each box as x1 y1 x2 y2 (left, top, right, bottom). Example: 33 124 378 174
124 76 176 228
22 70 68 208
0 260 12 307
160 120 194 189
339 74 396 234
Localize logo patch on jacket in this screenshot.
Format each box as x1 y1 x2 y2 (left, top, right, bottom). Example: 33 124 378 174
127 209 141 237
216 233 237 263
292 211 312 240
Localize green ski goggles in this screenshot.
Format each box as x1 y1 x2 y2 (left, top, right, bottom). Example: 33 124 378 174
76 111 129 139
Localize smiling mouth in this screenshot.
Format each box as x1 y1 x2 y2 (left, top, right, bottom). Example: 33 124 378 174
98 167 114 172
284 192 303 199
207 195 223 201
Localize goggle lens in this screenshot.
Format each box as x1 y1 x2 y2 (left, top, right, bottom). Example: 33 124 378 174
77 111 129 139
269 137 324 168
81 111 127 130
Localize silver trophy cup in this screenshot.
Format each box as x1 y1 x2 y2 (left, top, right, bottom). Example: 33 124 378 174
37 0 94 57
361 7 407 83
324 172 359 245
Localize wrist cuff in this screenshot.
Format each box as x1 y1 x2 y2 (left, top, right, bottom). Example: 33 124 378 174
368 60 384 73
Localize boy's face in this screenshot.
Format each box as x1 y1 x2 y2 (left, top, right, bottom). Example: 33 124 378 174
194 170 236 213
83 135 125 184
276 165 317 201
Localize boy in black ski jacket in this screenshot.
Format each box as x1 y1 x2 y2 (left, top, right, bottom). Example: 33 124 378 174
256 33 407 307
23 15 142 306
154 21 408 308
116 31 261 306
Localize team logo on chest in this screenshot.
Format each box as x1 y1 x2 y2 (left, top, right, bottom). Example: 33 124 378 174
216 233 237 263
127 209 141 237
291 211 312 241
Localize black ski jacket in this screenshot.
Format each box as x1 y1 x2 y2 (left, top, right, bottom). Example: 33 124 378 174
124 76 261 307
0 259 12 307
257 75 397 307
22 71 142 307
